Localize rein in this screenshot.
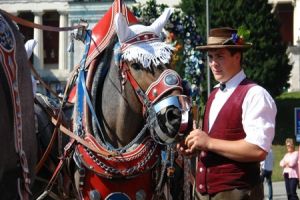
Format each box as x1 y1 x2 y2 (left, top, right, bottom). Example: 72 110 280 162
34 55 117 174
29 62 62 99
1 9 84 32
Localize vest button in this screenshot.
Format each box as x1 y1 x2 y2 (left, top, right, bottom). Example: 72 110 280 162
207 168 210 173
199 167 203 172
199 184 203 189
200 151 206 157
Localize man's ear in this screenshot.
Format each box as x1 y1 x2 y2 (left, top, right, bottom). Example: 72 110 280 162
233 51 242 63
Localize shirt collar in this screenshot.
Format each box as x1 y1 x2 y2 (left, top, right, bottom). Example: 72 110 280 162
215 70 246 92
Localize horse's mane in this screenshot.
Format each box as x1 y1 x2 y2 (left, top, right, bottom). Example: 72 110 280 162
87 34 119 141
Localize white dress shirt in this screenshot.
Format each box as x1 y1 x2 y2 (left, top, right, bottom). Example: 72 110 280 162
209 70 277 152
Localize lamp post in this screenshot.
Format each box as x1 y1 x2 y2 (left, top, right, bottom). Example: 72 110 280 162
206 0 211 96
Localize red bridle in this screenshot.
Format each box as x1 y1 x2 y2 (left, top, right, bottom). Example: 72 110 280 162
119 62 183 112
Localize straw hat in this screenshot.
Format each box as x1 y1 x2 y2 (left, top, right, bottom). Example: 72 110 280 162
196 27 252 50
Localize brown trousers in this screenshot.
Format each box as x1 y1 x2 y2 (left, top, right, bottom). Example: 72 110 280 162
194 183 264 200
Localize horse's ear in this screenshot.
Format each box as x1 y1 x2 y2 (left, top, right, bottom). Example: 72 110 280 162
115 13 131 43
150 8 173 36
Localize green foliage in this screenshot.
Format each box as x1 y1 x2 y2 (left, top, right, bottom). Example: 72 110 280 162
277 91 300 99
274 92 300 145
180 0 292 97
237 25 250 41
131 0 167 25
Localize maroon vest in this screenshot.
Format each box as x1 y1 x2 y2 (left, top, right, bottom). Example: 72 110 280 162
196 79 260 195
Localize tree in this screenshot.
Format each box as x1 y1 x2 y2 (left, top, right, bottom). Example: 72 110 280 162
131 0 205 106
180 0 292 97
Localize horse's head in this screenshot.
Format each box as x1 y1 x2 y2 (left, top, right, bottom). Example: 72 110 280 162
112 8 192 145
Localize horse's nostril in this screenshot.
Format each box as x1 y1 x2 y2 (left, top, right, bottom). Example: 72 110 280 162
165 107 181 123
164 107 181 137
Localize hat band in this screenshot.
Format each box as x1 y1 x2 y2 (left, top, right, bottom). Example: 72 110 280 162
207 36 230 45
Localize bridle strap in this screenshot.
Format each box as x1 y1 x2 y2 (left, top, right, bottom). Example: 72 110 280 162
146 69 183 103
51 117 115 157
120 62 184 110
120 62 152 114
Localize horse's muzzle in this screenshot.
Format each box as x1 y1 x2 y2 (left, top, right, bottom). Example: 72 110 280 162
151 95 192 144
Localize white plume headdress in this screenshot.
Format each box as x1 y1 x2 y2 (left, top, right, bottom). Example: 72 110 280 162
24 39 37 59
114 8 174 69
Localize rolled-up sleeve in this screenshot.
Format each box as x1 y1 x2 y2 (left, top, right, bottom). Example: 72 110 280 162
242 86 277 152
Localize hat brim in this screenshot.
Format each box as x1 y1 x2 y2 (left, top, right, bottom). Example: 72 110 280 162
196 43 252 50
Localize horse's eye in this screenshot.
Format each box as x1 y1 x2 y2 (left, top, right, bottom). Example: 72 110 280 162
131 63 141 70
157 64 166 70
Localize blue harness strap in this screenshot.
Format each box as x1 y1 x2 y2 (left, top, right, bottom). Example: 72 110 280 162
75 30 91 136
75 30 106 144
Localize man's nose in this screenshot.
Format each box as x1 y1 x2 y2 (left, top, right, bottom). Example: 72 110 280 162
210 59 217 66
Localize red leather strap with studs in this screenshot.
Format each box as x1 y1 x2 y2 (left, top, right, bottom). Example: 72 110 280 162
146 69 183 103
121 32 160 51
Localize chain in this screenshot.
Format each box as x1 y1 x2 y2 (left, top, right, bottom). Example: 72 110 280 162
83 141 158 176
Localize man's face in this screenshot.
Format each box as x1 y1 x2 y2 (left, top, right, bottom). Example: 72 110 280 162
207 48 241 83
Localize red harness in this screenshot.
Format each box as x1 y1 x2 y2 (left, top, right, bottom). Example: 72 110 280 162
75 63 186 199
76 135 160 199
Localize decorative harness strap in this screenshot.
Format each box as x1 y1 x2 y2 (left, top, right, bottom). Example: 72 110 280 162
0 14 30 200
120 62 183 115
146 69 183 103
121 32 160 51
76 135 159 178
85 0 138 67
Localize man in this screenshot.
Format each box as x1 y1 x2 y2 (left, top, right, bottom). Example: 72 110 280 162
261 148 274 200
177 27 277 200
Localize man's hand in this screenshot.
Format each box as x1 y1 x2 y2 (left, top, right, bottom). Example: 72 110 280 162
176 140 195 157
184 129 210 153
176 129 209 156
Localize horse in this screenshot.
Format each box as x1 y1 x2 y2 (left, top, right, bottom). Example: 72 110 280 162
29 4 192 199
0 10 37 200
69 7 193 200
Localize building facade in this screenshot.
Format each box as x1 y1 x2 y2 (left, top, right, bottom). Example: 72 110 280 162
0 0 134 93
269 0 300 91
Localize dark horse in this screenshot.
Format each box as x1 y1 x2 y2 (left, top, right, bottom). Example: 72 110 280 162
0 10 37 199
